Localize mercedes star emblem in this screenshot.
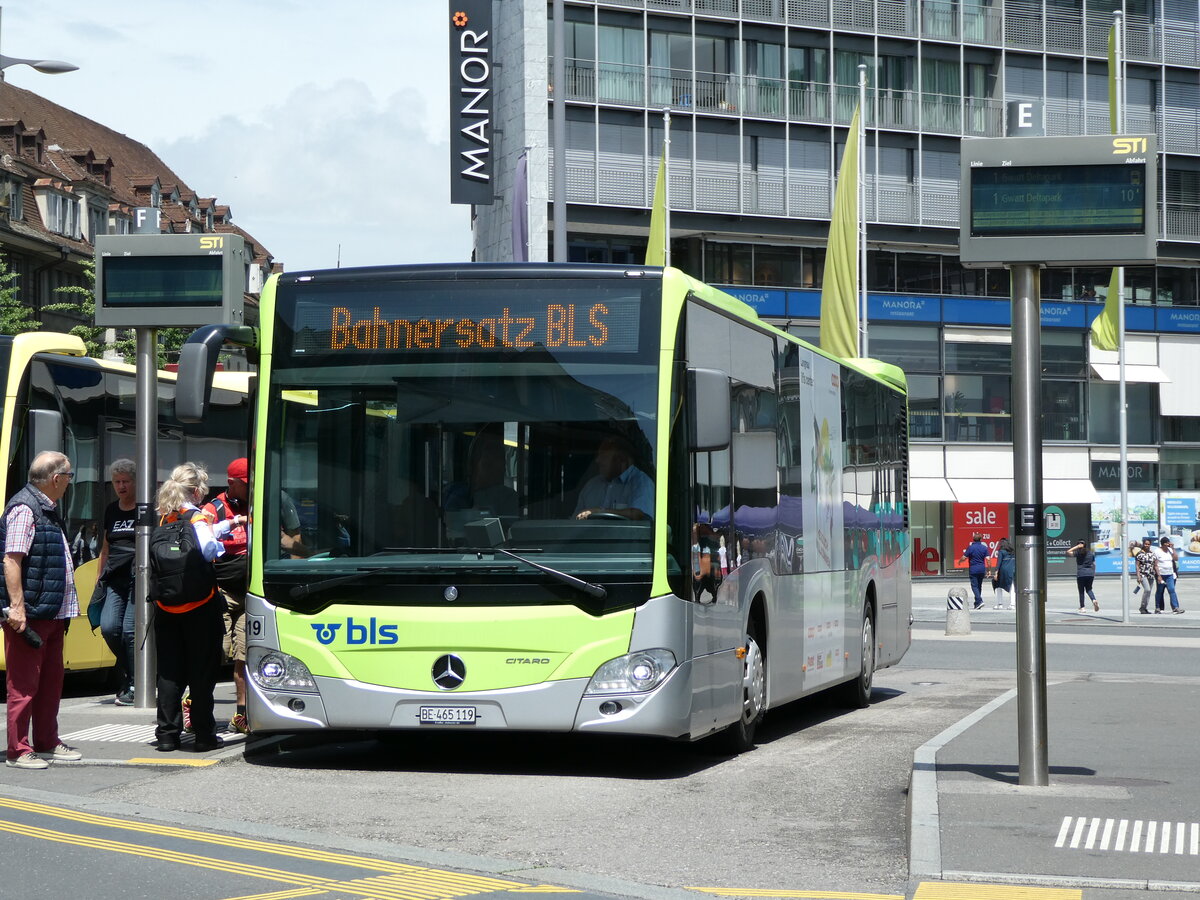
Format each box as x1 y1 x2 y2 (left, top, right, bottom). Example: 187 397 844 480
432 654 466 690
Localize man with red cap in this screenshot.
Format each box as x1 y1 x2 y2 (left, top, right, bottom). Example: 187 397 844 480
201 457 250 734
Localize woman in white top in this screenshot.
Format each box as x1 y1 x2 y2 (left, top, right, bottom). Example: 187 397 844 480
151 462 244 753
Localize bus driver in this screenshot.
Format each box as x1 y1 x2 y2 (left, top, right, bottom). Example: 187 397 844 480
574 436 653 521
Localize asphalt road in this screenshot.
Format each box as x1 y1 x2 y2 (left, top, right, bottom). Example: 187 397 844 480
1 619 1196 900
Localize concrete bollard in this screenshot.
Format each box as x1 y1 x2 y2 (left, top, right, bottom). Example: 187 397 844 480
946 586 971 635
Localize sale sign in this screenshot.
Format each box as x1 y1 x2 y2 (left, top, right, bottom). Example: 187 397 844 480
952 503 1010 569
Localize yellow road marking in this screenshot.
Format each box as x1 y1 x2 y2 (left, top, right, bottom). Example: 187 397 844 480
913 883 1082 900
0 795 577 898
689 889 903 899
222 890 325 900
0 796 508 880
126 757 220 767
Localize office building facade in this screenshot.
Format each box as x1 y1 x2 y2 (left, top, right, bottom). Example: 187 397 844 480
474 0 1200 576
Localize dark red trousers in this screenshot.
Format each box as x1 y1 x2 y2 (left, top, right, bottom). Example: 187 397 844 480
5 619 66 760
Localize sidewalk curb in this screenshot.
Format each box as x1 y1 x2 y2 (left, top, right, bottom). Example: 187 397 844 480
908 688 1017 878
939 870 1200 893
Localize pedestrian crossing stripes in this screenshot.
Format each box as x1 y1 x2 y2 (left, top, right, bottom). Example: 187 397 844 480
60 723 239 743
1055 816 1200 854
60 724 158 743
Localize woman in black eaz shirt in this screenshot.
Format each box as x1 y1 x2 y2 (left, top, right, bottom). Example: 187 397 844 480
94 459 138 706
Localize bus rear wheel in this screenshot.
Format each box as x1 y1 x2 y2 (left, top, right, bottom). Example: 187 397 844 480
710 629 765 755
837 603 875 709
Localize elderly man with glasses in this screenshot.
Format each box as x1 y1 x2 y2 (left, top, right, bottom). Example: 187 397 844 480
0 451 83 769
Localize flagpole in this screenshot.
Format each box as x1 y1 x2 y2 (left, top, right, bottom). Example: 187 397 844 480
663 107 671 268
858 64 868 358
1115 9 1130 624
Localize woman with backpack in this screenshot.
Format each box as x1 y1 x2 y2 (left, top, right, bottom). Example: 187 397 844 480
150 462 245 753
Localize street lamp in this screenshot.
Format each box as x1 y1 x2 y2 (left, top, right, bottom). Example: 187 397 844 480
0 54 78 79
0 8 78 80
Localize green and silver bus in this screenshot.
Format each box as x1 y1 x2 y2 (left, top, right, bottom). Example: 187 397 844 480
179 264 910 750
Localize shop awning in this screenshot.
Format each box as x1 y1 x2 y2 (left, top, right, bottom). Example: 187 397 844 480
1089 363 1170 383
947 478 1101 504
909 477 957 501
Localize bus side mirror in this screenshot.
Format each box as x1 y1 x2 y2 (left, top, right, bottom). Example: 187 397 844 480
688 367 731 452
176 325 257 423
26 410 63 458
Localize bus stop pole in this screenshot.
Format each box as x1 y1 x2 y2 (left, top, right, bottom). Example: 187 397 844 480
1011 263 1049 786
133 326 157 709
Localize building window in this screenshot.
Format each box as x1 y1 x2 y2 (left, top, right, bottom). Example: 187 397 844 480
870 324 941 373
1042 331 1086 377
907 374 942 439
868 250 897 292
87 204 106 241
5 180 23 219
944 374 1011 442
1089 381 1156 444
896 253 942 294
1042 381 1084 440
44 192 80 238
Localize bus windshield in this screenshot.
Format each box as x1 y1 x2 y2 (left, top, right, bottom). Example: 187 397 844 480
263 274 662 606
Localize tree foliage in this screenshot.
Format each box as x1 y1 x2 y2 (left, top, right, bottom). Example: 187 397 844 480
0 254 41 335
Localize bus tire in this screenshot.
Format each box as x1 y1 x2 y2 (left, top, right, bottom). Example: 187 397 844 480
837 601 875 709
710 626 765 755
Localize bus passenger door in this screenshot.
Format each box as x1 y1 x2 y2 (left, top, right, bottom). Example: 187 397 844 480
689 440 734 734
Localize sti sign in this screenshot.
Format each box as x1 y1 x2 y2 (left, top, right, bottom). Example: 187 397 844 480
449 0 493 206
94 233 246 328
959 134 1158 267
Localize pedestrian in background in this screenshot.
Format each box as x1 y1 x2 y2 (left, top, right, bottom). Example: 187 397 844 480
1151 536 1184 614
94 459 137 706
992 536 1016 609
0 452 83 769
152 462 242 753
962 532 990 610
202 457 251 735
1068 539 1100 612
1132 538 1155 613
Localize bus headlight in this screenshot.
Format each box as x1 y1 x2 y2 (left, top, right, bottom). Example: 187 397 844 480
249 649 317 693
585 649 676 695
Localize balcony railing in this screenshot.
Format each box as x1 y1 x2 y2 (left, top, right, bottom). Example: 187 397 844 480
552 144 1200 242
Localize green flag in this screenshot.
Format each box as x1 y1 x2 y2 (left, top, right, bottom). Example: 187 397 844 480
645 150 666 266
1090 24 1120 351
819 104 861 360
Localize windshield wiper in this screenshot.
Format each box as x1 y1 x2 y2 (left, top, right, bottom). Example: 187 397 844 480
289 566 404 600
492 548 607 600
288 560 525 600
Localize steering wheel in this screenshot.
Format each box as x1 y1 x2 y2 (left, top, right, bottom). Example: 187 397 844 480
585 512 626 521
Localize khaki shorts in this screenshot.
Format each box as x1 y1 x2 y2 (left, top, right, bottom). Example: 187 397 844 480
221 590 246 663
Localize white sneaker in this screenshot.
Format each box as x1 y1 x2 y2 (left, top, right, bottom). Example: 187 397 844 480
38 743 82 761
6 752 48 770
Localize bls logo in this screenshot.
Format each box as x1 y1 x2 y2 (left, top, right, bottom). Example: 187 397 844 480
310 617 399 646
1112 137 1147 154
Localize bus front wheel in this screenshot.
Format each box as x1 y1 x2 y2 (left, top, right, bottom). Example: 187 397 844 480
711 629 765 755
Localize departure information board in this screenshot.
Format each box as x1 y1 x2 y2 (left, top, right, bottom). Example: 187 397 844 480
959 134 1158 267
970 164 1145 236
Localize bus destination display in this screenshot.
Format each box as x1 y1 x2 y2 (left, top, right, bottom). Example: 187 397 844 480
290 293 642 356
970 163 1145 237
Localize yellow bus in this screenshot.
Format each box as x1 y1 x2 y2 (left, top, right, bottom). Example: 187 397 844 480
0 332 250 672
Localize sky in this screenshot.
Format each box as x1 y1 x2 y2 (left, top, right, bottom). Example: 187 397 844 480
2 0 473 271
